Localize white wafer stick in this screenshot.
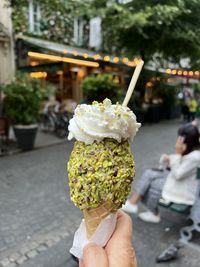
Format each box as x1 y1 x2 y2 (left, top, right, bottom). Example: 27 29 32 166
122 60 144 106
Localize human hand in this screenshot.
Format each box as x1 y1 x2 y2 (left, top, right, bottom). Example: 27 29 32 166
79 210 137 267
162 154 170 163
175 136 186 155
159 154 170 167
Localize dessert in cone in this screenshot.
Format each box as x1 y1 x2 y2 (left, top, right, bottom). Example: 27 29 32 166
83 201 112 239
67 99 141 239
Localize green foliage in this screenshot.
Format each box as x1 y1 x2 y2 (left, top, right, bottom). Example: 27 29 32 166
193 83 200 95
2 73 52 125
153 80 179 108
7 0 92 46
161 86 179 108
95 0 200 65
82 74 124 104
7 0 200 65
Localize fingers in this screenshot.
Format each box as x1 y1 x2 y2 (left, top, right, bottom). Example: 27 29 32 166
81 243 109 267
112 210 133 242
105 210 137 267
162 154 170 162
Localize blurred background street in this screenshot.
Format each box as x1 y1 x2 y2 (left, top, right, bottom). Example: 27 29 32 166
0 120 200 267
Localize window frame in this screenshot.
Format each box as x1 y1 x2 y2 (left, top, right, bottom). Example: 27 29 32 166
28 0 41 34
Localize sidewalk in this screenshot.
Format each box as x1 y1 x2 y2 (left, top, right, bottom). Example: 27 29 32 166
0 119 199 267
0 127 66 156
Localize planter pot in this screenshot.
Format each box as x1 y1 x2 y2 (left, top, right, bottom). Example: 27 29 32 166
165 105 181 120
13 124 38 150
134 108 146 123
145 105 161 123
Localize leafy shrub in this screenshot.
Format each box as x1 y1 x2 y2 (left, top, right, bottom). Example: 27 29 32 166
82 74 124 104
2 73 52 125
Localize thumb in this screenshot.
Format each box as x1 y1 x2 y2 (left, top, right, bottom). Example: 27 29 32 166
81 243 109 267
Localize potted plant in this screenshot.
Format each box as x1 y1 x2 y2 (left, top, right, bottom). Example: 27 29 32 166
2 73 49 150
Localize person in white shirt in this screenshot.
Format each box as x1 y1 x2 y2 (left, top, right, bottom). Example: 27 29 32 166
123 123 200 223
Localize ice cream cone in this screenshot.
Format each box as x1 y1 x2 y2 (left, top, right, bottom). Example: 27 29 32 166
83 201 113 239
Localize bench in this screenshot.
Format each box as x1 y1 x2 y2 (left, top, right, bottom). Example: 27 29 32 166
180 167 200 243
159 167 200 242
159 198 191 214
156 167 200 262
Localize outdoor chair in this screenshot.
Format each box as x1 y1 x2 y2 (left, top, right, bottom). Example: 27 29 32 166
0 116 9 153
157 167 200 262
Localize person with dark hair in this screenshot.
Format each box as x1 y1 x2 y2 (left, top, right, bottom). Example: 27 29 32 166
123 124 200 223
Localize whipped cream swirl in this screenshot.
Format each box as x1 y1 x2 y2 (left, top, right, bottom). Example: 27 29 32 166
68 98 141 144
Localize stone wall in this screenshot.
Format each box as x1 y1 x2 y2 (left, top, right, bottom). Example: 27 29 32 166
0 0 15 85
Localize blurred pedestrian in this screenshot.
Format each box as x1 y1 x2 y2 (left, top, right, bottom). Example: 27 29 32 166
181 89 191 122
123 123 200 223
181 101 189 122
188 95 198 122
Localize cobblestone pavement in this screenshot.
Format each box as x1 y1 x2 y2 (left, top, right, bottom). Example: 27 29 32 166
0 120 200 267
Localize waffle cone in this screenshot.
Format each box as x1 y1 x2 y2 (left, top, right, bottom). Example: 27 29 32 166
83 202 113 239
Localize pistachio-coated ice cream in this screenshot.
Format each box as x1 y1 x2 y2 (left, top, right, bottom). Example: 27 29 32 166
68 138 135 211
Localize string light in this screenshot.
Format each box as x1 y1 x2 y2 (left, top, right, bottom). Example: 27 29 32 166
28 51 99 67
29 50 140 69
122 57 129 63
83 53 88 59
113 57 119 63
172 70 177 75
30 61 39 66
166 69 171 74
127 61 136 67
189 71 194 76
178 70 182 75
166 68 200 78
30 72 47 78
104 56 110 61
134 58 140 65
146 82 153 88
94 54 101 60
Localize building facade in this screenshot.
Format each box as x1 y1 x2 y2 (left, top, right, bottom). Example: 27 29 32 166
0 0 15 85
12 0 135 103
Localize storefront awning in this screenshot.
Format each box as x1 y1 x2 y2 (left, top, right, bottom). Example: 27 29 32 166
19 62 64 72
16 35 139 68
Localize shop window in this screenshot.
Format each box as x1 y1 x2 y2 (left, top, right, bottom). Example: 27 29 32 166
73 17 84 45
28 0 41 34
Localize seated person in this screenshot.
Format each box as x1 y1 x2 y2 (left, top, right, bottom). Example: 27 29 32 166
123 123 200 223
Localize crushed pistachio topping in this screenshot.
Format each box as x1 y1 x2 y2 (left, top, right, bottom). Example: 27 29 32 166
67 138 135 211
